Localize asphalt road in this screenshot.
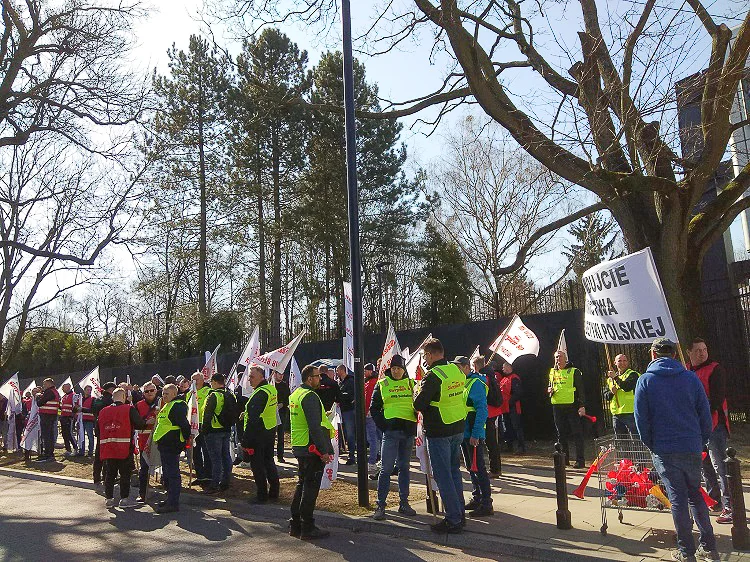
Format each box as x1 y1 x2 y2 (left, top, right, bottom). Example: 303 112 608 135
0 474 515 562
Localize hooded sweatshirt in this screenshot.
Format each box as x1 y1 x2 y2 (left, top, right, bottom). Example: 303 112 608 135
634 357 711 455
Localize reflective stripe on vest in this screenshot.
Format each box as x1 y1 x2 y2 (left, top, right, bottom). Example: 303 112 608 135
244 384 279 431
693 362 730 433
607 369 638 415
98 403 133 459
81 396 95 422
209 389 227 429
379 377 416 421
549 367 576 405
188 385 211 420
289 388 335 447
428 364 467 424
136 399 158 450
61 392 74 417
153 400 185 443
464 376 488 413
38 388 60 415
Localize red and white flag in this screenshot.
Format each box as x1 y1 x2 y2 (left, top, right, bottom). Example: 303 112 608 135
469 345 481 365
405 333 432 380
22 379 36 398
557 329 567 355
289 357 301 393
320 406 341 490
378 322 402 376
78 367 103 399
226 364 238 393
0 373 22 413
489 315 540 365
201 344 221 383
254 331 305 373
237 326 261 367
21 398 40 452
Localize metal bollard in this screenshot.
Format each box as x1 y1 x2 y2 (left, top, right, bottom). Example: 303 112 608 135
554 442 572 530
725 447 749 550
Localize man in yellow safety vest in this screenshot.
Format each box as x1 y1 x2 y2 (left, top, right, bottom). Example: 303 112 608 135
547 350 587 469
604 354 639 436
152 383 190 514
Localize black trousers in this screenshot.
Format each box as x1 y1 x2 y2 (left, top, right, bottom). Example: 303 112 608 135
193 433 212 480
93 439 109 484
485 416 502 473
276 408 289 460
59 416 76 452
291 455 324 524
104 456 134 500
250 434 280 500
552 404 584 464
39 414 57 458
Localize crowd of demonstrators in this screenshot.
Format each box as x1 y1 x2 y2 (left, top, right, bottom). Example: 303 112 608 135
548 350 587 468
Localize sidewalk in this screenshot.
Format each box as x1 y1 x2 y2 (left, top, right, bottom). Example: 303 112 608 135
1 458 748 561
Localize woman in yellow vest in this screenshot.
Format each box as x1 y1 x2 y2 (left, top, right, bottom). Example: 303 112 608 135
369 354 418 521
603 354 639 436
288 364 334 540
152 383 190 514
241 365 280 504
547 350 587 468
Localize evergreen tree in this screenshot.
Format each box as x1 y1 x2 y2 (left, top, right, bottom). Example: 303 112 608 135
563 212 621 281
417 223 473 326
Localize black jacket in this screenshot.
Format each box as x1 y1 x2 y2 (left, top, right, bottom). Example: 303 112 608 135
156 399 191 451
314 373 340 412
275 380 291 410
241 381 275 448
292 384 335 458
92 393 114 436
370 372 417 434
413 359 465 438
338 375 356 412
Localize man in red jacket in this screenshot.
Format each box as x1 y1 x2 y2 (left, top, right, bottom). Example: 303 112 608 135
687 338 732 524
98 388 145 508
135 382 159 502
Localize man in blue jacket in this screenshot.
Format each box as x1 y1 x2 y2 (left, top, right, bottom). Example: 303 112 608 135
634 338 719 562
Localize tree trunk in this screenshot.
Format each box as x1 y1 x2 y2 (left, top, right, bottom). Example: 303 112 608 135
197 65 208 317
256 132 268 350
270 125 282 348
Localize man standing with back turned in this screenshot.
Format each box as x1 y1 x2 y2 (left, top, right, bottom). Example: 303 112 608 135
635 338 719 562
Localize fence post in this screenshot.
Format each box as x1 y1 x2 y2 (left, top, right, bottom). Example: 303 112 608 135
725 447 749 550
554 442 572 529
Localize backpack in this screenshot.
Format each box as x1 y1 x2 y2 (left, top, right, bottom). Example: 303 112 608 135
216 390 239 428
485 370 503 408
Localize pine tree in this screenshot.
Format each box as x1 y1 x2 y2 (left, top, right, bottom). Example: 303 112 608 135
417 223 473 325
563 212 621 281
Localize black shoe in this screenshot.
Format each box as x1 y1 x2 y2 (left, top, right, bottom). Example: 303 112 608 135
155 504 179 514
189 479 202 486
469 505 494 517
277 457 284 463
345 458 355 466
430 518 462 534
219 483 230 492
203 487 221 495
464 499 481 511
301 526 330 540
289 518 301 538
573 461 586 469
249 496 268 504
392 466 399 476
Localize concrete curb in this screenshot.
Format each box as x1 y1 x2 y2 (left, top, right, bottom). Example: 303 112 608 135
0 465 639 561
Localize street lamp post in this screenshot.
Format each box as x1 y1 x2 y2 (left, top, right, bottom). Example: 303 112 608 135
341 0 369 508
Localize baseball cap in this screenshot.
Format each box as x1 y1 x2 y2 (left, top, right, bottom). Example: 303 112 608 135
452 356 471 367
651 337 677 354
364 363 376 371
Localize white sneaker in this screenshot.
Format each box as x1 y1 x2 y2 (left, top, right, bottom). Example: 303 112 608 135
695 546 720 562
118 497 137 508
105 497 117 508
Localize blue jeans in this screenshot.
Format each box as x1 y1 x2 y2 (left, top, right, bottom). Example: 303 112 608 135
461 439 492 506
205 431 232 489
366 417 381 464
193 433 212 480
652 452 716 556
426 433 465 525
376 430 413 506
703 425 730 511
78 420 94 455
613 414 638 437
341 410 356 461
158 443 182 507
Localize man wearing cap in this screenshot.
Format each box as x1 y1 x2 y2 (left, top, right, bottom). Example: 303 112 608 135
201 373 235 494
289 364 334 540
547 350 587 468
241 365 280 503
363 362 381 478
369 354 417 520
413 338 467 534
604 354 640 436
153 383 191 514
635 338 719 562
187 371 212 484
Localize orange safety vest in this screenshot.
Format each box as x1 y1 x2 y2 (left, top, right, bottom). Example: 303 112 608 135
38 388 60 415
61 391 74 417
135 399 158 451
98 403 133 459
692 362 730 434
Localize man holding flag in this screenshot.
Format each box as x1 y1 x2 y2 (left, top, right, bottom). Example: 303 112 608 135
186 371 212 485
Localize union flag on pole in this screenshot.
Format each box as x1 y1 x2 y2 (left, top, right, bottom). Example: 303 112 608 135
77 366 103 399
378 322 402 376
254 331 305 373
201 344 221 383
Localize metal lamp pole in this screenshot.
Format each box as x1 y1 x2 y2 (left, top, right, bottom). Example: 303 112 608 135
341 0 368 508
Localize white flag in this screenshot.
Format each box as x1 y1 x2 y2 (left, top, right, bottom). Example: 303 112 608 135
254 331 305 373
343 282 355 373
469 345 481 365
22 379 36 398
288 357 302 393
201 344 221 383
320 406 341 490
239 368 254 398
187 381 200 439
126 374 131 386
21 398 40 452
78 367 102 399
489 315 540 365
402 347 411 363
237 326 261 367
558 329 568 355
60 376 73 389
415 415 438 491
0 373 22 414
378 322 402 376
405 333 432 380
226 364 238 393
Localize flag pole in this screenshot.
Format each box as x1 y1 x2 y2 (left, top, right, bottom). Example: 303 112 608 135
487 314 518 365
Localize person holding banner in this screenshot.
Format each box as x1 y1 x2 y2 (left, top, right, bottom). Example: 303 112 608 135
186 371 212 485
135 382 159 502
413 338 468 534
289 364 334 540
242 366 281 503
634 338 719 562
153 383 190 514
548 350 587 469
603 354 640 436
33 378 60 462
369 354 417 521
